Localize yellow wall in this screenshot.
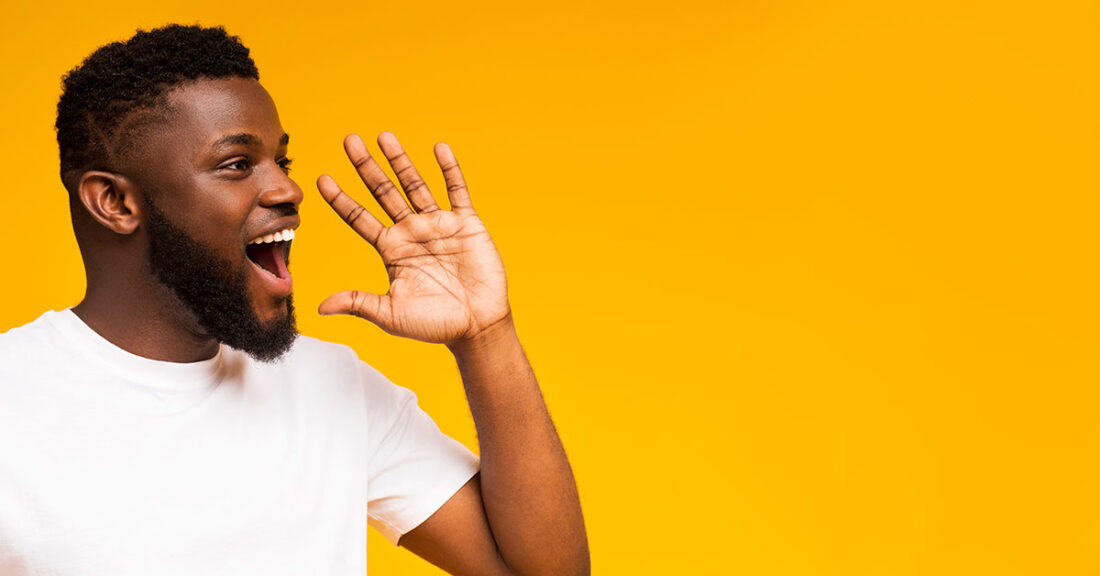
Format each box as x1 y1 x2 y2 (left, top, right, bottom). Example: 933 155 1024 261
2 1 1098 573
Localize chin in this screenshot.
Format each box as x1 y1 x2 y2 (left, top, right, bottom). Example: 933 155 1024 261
233 302 299 363
254 298 293 327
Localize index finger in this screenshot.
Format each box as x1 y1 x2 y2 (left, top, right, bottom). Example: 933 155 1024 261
378 132 440 214
316 174 384 246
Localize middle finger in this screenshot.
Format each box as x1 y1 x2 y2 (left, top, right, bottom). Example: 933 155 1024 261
344 133 412 223
378 132 440 214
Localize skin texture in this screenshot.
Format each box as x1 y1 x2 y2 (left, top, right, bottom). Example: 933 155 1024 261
142 194 298 362
318 134 590 575
72 78 301 362
72 77 589 575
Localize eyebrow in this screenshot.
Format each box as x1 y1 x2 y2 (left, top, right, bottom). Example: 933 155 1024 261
211 132 290 149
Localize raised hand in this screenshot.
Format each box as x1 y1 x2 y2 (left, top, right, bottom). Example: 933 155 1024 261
316 133 510 346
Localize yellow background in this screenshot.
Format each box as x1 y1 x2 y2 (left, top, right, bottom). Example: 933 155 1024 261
2 1 1098 573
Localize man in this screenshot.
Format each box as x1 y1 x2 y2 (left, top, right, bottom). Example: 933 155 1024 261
0 24 588 575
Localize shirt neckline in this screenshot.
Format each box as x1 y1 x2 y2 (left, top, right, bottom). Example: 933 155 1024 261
45 308 226 391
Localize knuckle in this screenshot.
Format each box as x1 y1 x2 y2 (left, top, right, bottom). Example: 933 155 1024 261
392 206 413 221
373 181 398 198
346 205 366 225
394 161 418 177
350 154 373 170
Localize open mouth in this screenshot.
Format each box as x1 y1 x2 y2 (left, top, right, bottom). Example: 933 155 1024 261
246 228 295 280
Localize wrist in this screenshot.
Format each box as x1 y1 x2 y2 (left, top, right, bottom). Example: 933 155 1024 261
447 311 517 357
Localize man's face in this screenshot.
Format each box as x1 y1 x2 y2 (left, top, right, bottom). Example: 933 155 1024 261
126 78 303 362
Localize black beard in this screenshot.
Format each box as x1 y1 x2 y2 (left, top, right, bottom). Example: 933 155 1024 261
144 198 297 363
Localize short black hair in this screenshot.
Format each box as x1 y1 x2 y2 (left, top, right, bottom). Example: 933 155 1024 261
56 24 259 193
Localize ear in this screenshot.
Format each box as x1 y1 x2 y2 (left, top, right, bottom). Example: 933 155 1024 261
77 171 143 235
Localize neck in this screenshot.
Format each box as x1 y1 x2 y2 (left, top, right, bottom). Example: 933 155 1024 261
74 274 220 363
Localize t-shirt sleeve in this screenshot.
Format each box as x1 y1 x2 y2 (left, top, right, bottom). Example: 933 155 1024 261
360 361 480 544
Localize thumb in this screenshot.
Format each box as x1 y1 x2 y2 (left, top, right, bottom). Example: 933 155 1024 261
318 290 391 327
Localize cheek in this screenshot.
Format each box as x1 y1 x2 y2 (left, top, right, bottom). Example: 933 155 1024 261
174 180 256 236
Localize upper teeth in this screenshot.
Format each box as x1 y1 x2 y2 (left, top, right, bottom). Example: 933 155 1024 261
249 228 296 245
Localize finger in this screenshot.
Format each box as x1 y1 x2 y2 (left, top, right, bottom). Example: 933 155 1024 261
318 290 392 328
316 174 384 246
343 134 414 223
377 132 441 214
433 142 475 213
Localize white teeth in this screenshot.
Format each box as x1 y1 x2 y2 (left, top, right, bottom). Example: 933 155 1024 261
248 228 297 245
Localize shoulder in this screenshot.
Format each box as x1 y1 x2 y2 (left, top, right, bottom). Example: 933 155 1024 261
0 310 63 343
281 335 392 381
284 333 360 364
289 334 388 382
0 311 90 403
242 333 393 391
0 310 70 368
273 334 418 409
236 334 418 427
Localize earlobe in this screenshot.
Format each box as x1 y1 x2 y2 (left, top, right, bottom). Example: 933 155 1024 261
77 171 142 235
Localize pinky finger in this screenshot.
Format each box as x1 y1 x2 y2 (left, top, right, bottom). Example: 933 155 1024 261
433 142 475 213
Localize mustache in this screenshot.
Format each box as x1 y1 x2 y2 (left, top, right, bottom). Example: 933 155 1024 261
269 204 298 218
250 204 300 235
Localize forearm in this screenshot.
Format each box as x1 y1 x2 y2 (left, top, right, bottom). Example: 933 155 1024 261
448 314 589 576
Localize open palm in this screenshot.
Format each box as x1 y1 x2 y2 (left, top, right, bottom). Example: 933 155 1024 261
316 133 510 345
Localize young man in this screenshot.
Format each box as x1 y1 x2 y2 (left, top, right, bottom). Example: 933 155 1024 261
0 25 588 575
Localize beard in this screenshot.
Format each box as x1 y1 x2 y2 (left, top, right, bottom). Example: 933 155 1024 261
144 198 297 363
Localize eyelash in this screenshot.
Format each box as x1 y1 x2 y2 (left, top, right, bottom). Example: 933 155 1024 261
221 157 294 174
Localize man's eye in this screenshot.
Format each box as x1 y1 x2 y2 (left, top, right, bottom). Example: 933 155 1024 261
222 158 251 171
277 157 294 174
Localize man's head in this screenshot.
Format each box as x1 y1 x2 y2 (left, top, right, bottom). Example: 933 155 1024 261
57 25 303 362
56 24 260 194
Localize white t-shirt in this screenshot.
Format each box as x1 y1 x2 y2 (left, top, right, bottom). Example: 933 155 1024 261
0 309 479 575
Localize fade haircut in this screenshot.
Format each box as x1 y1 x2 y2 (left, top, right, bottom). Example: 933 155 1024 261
55 24 259 194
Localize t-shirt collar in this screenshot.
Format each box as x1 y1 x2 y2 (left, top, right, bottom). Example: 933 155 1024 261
46 308 225 390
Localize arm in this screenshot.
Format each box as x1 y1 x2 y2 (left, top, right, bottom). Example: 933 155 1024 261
316 133 589 575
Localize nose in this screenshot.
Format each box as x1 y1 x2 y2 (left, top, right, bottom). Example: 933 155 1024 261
257 168 304 211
